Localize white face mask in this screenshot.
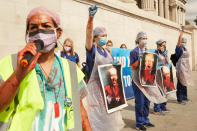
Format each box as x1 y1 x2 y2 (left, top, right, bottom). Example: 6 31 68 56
28 29 57 53
64 46 71 52
139 40 147 47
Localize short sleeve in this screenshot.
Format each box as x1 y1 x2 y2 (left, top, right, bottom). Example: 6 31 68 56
175 46 183 60
130 50 138 65
86 45 96 76
75 52 80 63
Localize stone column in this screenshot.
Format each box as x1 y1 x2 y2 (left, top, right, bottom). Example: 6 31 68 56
179 7 181 25
178 7 181 25
155 0 159 15
164 0 169 19
142 0 154 11
171 5 177 23
176 6 179 24
181 9 183 25
159 0 164 17
182 9 186 25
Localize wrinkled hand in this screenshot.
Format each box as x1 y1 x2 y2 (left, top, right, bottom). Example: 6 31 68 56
16 43 42 81
88 5 98 18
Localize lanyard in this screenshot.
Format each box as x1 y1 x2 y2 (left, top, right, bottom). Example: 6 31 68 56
35 54 68 99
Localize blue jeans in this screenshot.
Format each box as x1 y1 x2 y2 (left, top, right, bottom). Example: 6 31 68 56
132 81 150 127
176 80 187 102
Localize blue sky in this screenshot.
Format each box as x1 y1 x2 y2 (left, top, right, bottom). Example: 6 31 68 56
185 0 197 25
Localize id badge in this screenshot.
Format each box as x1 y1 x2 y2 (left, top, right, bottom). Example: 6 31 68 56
54 102 60 118
65 98 72 107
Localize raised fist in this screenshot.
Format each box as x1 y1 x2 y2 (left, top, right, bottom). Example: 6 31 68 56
88 5 98 18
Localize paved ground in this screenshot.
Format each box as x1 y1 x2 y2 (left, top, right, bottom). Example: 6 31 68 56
121 71 197 131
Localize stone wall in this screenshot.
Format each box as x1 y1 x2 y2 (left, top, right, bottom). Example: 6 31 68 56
0 0 195 70
185 25 197 70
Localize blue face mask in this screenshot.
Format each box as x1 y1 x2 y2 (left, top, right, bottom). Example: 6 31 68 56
98 37 107 46
181 43 186 47
139 40 147 46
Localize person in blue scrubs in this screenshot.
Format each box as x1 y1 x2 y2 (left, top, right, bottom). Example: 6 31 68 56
84 5 125 131
153 39 170 115
61 38 81 68
175 31 191 105
130 32 154 131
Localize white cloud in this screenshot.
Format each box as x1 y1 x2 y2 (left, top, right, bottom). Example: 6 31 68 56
185 0 197 24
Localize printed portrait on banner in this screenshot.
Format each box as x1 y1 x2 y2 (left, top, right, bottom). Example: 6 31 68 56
160 66 176 94
98 64 128 113
140 52 158 87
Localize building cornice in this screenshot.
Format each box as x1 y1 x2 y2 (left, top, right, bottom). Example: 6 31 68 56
75 0 182 30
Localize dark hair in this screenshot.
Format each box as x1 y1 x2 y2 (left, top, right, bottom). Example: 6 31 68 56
106 40 113 46
120 44 127 49
93 35 98 43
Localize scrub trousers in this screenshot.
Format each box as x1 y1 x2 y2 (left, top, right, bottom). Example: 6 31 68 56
132 81 150 127
154 102 167 112
176 80 188 102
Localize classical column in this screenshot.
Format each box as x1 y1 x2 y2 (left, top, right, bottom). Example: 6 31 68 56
164 0 169 19
142 0 145 9
159 0 164 17
182 9 186 25
155 0 159 15
141 0 154 10
171 5 177 23
178 7 181 25
181 9 183 25
152 0 155 10
179 8 181 25
176 6 179 24
151 0 155 10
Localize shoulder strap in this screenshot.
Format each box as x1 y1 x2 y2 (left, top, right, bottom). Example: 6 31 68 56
0 54 18 131
67 60 82 131
10 54 19 113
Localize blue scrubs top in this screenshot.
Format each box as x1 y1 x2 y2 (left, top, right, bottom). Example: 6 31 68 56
130 47 141 65
86 45 108 76
61 52 80 63
175 46 186 60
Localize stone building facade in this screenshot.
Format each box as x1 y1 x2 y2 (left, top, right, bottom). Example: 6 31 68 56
0 0 196 70
123 0 186 25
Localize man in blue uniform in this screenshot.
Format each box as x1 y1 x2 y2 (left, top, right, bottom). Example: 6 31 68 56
130 32 154 131
175 31 191 105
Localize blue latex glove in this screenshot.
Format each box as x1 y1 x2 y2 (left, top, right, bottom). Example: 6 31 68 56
88 5 98 18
